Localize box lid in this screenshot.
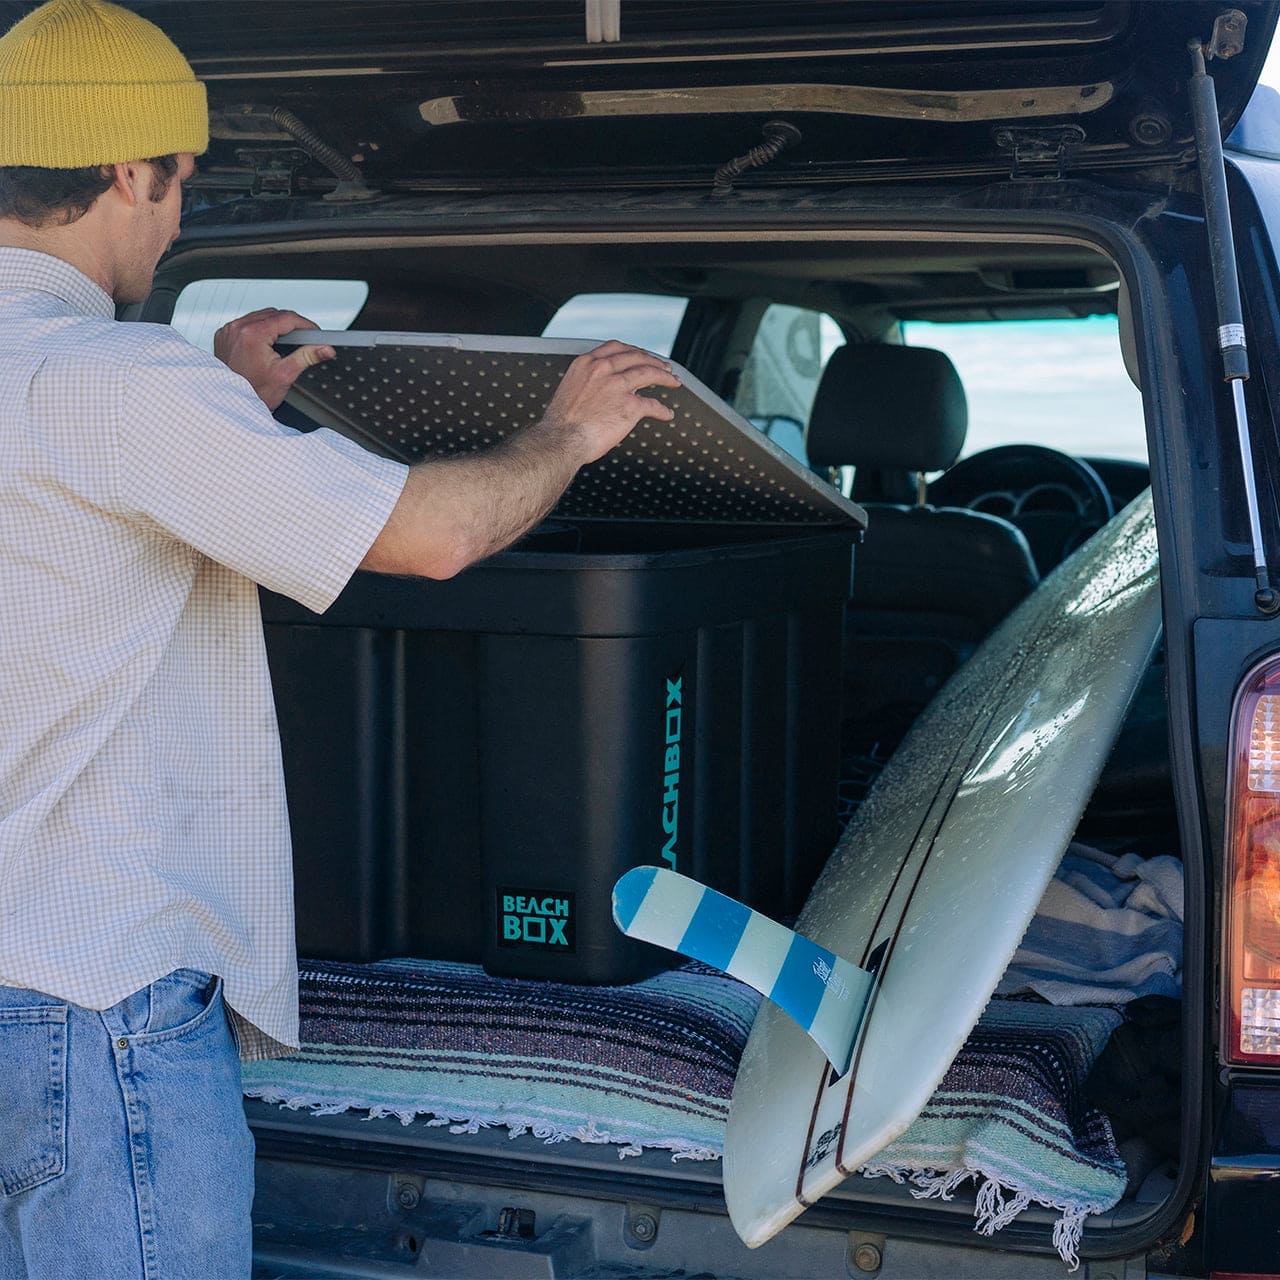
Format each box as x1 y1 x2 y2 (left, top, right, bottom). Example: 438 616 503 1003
277 332 867 529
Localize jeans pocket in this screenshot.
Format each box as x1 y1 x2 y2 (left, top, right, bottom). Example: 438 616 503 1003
0 1005 67 1195
131 970 221 1045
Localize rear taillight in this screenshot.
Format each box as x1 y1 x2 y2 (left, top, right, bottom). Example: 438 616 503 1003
1223 657 1280 1066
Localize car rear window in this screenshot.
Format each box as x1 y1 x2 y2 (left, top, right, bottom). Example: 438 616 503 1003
542 293 688 356
170 279 369 353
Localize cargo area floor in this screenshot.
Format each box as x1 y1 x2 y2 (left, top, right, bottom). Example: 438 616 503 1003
247 1103 1169 1280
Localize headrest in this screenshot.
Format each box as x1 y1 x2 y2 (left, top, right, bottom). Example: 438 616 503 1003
806 345 968 471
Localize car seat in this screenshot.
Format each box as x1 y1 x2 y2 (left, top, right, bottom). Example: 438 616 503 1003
807 344 1040 751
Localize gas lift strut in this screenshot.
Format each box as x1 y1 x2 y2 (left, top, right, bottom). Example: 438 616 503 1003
1189 11 1279 615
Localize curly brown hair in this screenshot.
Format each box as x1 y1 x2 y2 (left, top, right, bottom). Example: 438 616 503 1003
0 155 180 228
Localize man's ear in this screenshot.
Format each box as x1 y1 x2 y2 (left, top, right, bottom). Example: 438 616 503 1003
107 161 144 208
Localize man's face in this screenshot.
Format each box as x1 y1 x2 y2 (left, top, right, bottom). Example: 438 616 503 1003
114 152 196 305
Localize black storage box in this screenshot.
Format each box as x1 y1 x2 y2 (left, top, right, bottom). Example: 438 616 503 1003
262 332 866 984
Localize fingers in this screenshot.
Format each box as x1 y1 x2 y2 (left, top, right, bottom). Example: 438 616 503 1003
544 339 683 463
213 305 334 410
560 351 678 394
597 346 669 367
587 339 637 357
634 395 676 423
278 342 337 382
585 340 674 372
271 312 321 339
219 308 322 341
597 356 680 404
594 344 680 383
226 308 279 324
258 311 322 341
568 345 679 386
215 308 280 339
626 368 682 392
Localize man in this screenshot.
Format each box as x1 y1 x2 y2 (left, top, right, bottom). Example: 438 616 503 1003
0 2 680 1276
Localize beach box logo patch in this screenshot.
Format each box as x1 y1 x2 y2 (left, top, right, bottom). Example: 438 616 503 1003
497 888 576 951
660 673 684 872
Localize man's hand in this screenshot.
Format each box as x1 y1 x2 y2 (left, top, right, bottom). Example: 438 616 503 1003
213 309 336 410
361 340 683 580
542 340 682 464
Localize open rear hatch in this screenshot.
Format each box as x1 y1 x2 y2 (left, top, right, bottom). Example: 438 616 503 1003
5 0 1268 201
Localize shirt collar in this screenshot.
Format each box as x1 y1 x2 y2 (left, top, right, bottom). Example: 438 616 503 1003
0 247 115 321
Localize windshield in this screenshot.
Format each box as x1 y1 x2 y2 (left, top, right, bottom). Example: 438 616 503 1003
901 317 1146 463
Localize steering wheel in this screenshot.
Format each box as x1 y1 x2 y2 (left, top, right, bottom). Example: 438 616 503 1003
927 444 1114 576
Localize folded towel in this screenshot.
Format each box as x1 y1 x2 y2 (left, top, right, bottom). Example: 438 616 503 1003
995 844 1182 1005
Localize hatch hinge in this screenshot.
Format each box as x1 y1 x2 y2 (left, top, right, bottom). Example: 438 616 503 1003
993 124 1086 181
1207 7 1248 60
234 147 305 199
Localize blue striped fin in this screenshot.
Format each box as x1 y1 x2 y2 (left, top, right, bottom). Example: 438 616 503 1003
612 867 872 1075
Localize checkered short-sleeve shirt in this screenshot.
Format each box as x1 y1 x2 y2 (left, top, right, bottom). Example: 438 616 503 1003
0 248 408 1060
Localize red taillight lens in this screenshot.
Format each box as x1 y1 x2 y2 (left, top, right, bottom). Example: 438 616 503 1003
1223 661 1280 1065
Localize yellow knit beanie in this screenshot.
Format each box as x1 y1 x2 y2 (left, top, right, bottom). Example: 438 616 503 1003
0 0 207 168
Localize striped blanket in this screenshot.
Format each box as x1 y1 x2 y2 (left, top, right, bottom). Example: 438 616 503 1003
860 999 1125 1269
242 957 1124 1265
242 957 756 1160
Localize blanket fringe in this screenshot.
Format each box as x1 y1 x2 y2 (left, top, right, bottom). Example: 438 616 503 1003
857 1162 1097 1271
974 1178 1033 1235
908 1167 972 1202
1051 1204 1090 1272
242 1087 718 1163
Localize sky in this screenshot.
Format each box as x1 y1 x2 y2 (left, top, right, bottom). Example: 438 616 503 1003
1263 31 1280 92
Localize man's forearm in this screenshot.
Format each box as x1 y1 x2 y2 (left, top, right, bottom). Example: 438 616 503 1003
359 340 680 579
360 414 588 579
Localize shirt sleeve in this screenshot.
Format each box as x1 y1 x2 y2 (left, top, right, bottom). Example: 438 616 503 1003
114 329 409 614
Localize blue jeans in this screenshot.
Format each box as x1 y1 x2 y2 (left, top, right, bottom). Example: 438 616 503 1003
0 970 254 1279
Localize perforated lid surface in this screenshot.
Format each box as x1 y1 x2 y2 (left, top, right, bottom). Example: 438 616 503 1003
278 332 866 528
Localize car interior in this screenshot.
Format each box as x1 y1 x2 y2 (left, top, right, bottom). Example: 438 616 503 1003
160 227 1165 789
150 227 1180 1263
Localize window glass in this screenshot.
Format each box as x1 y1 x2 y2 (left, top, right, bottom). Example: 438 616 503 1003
733 304 843 463
542 293 688 356
902 317 1146 462
170 278 369 353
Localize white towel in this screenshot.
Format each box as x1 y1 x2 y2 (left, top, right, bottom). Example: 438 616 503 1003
995 843 1182 1006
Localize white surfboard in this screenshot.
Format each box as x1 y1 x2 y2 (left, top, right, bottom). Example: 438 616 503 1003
724 489 1161 1248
